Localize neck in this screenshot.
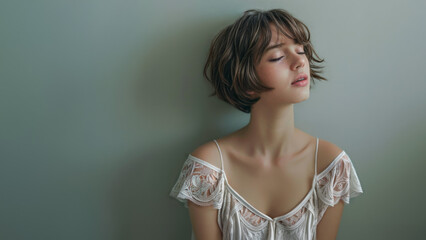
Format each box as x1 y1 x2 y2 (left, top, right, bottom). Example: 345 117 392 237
238 103 299 160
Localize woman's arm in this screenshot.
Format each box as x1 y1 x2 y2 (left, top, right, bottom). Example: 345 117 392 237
316 200 344 240
315 139 346 239
188 201 222 240
187 142 223 240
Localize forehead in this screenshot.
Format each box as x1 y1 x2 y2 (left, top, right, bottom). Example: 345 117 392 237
268 23 294 45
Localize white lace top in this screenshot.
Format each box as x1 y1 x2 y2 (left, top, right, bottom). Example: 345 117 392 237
169 137 363 240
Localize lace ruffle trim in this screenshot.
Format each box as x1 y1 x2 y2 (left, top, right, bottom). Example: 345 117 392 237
169 157 224 209
317 152 363 207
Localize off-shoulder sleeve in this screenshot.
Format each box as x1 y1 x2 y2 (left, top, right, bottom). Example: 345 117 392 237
169 155 225 209
316 151 363 219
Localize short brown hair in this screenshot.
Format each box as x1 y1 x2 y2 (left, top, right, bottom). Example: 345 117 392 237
203 9 327 113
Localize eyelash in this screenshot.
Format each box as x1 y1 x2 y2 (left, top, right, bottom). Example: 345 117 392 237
270 52 306 62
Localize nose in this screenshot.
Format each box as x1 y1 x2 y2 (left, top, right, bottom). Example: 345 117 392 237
290 52 306 71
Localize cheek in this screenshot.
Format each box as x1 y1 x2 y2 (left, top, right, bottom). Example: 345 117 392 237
256 66 279 83
258 66 289 86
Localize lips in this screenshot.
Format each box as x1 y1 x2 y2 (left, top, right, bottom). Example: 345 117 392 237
292 74 309 84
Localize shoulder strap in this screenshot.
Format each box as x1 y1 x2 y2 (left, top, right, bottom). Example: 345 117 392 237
315 137 319 176
213 139 224 171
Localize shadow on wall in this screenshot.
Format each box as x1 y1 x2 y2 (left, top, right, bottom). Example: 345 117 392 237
110 14 239 240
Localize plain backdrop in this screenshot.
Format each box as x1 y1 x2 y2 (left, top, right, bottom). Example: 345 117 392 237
1 0 426 239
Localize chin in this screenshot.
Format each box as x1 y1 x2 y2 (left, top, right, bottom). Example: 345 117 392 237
294 94 310 103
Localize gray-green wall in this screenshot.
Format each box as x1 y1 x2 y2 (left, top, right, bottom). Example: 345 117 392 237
1 0 425 239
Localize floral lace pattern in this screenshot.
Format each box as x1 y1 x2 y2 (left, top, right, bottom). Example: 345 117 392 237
317 153 361 206
239 205 267 227
169 157 224 209
190 162 220 198
279 207 307 226
316 153 363 223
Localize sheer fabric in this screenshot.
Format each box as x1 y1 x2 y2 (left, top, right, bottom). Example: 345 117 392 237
169 138 363 240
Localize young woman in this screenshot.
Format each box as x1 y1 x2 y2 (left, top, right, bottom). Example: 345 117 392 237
169 9 363 240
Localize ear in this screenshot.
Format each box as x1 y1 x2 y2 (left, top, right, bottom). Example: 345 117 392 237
246 90 260 98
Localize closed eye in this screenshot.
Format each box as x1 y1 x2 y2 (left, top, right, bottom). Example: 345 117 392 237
269 52 306 62
269 56 284 62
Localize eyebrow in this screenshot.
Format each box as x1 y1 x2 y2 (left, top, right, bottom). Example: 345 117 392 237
265 42 285 52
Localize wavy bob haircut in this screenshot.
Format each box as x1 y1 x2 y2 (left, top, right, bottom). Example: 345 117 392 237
203 9 327 113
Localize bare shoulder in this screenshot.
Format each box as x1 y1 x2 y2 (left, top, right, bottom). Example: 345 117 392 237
190 140 222 170
317 138 344 174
